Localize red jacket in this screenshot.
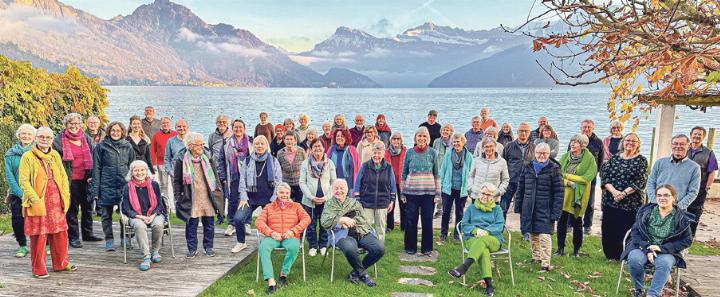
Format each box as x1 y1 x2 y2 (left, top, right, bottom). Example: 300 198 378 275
151 130 178 166
384 146 406 185
256 200 311 239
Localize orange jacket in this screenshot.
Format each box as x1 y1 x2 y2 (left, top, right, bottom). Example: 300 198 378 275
255 200 311 240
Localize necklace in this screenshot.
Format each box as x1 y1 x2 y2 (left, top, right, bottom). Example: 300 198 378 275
255 160 267 178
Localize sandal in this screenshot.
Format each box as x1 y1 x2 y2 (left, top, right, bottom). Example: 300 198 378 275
61 264 78 272
33 273 50 279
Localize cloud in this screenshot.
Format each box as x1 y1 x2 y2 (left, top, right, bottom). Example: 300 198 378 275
176 27 269 58
365 47 391 58
408 50 432 57
365 18 396 38
0 4 86 35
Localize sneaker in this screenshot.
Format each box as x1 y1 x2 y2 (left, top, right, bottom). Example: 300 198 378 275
359 273 376 287
267 285 277 294
583 227 591 235
278 275 288 287
204 248 216 257
308 248 317 257
538 266 553 273
69 239 83 248
523 233 530 241
151 250 162 263
347 271 360 285
83 235 103 242
438 234 447 243
231 242 248 253
186 250 198 258
33 273 50 279
15 246 29 258
319 247 327 256
224 225 236 236
105 240 115 252
139 257 151 271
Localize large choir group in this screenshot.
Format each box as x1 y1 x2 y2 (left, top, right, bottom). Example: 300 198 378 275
4 106 714 297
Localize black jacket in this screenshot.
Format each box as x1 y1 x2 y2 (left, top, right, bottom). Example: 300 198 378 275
121 180 164 218
91 138 135 206
503 140 535 180
355 160 395 209
620 204 694 268
172 156 224 222
127 136 155 174
514 160 564 234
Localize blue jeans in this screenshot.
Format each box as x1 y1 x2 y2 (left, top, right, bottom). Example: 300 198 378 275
336 233 384 275
440 190 466 239
227 180 240 225
304 204 328 249
627 249 676 296
500 178 518 218
186 216 214 252
234 203 263 243
404 194 435 253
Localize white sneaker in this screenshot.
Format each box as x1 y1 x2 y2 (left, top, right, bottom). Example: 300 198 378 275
245 224 253 235
319 247 327 256
308 248 317 257
224 225 236 236
231 242 248 253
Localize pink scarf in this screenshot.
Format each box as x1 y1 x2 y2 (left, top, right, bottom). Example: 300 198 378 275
128 178 158 217
61 129 93 170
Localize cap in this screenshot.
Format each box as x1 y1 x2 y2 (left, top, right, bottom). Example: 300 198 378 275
428 110 438 116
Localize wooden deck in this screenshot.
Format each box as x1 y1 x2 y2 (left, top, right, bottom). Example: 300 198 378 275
0 222 257 297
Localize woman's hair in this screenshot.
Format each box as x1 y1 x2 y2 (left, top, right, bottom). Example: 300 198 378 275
333 128 352 147
333 179 349 192
308 138 324 151
184 132 205 147
15 124 37 139
656 184 678 204
372 142 386 152
275 182 291 195
414 127 430 145
125 160 153 182
569 134 589 148
535 142 551 154
232 119 246 130
129 115 147 139
479 136 495 149
478 182 497 195
452 133 467 146
63 113 82 127
441 123 454 133
105 121 127 139
623 132 641 155
390 132 403 145
610 120 624 132
540 124 557 139
254 135 269 146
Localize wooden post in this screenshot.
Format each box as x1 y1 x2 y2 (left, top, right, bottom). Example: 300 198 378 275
708 128 716 150
651 104 676 162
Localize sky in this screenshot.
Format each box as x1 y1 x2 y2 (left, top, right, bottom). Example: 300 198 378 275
60 0 538 52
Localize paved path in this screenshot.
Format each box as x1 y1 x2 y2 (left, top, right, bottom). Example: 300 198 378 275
0 222 256 297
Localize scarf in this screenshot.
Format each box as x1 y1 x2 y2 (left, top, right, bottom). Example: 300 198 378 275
128 177 158 217
532 160 549 174
474 197 496 212
229 134 250 175
451 148 465 170
245 152 274 193
61 129 93 170
565 151 584 174
182 152 217 192
388 144 403 157
414 145 428 153
328 144 358 180
440 137 452 148
309 155 327 178
277 198 292 210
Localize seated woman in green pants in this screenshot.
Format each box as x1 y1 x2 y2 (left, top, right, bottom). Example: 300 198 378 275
255 182 311 294
448 182 505 296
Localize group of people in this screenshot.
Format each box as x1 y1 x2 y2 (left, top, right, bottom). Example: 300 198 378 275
4 106 715 297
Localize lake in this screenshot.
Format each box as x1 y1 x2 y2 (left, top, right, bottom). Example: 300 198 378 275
105 86 720 156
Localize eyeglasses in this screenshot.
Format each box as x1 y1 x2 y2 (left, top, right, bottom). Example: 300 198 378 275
518 130 530 133
479 192 493 197
37 136 53 140
671 142 687 146
624 140 638 143
535 152 549 156
188 143 204 147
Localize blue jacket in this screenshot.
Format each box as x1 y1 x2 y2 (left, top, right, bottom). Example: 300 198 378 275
440 148 473 197
4 142 32 197
163 136 187 174
620 204 694 268
353 159 396 209
460 204 505 245
514 160 564 234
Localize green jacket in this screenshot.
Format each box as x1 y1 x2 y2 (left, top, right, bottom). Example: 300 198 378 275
320 196 370 235
559 148 598 217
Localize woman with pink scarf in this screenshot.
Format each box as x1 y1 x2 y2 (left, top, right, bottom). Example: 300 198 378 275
122 160 164 271
52 113 101 248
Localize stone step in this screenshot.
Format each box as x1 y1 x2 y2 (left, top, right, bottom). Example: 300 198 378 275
400 265 437 276
399 251 438 263
391 293 434 297
398 278 435 287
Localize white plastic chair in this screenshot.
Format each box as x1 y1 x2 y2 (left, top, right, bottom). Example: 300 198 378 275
615 229 682 296
456 222 514 286
255 228 307 282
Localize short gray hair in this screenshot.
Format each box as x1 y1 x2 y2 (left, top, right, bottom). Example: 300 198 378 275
414 127 430 144
333 179 349 191
16 124 37 139
372 142 386 152
672 134 690 144
570 134 589 148
216 115 229 122
63 113 82 126
535 142 551 153
36 126 54 137
581 119 595 127
479 136 495 148
254 135 269 145
485 126 498 135
441 123 454 133
452 133 467 145
184 132 205 147
307 128 318 136
275 182 291 194
478 182 497 195
125 160 153 182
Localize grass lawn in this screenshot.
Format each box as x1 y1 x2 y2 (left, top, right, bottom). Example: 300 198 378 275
203 229 670 297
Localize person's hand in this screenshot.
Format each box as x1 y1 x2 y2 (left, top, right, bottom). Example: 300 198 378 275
647 251 656 264
4 194 11 204
270 232 282 241
475 229 488 237
400 195 407 204
568 181 576 189
338 217 351 227
313 197 325 205
344 218 356 228
387 201 394 212
284 230 294 239
87 178 92 183
239 200 249 208
647 245 661 252
433 196 440 204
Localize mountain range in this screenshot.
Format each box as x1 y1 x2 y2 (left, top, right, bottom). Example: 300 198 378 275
0 0 571 88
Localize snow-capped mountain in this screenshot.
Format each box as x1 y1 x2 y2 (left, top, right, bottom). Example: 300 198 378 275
297 22 530 87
